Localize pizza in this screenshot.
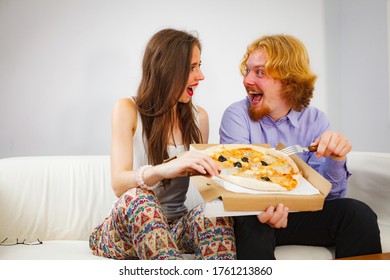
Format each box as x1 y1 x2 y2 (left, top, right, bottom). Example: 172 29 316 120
202 144 302 191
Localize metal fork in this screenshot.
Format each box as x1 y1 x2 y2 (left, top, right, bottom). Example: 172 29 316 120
280 144 318 155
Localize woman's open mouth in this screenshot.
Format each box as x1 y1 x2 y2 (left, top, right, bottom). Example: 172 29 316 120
187 84 198 97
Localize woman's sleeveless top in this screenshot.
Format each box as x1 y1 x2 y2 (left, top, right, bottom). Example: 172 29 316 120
133 108 199 220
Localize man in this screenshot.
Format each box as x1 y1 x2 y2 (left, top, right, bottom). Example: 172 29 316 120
219 34 381 259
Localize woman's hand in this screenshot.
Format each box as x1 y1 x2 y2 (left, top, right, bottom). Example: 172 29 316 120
257 204 289 228
158 150 221 179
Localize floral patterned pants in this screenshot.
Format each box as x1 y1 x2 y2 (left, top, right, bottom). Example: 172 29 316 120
89 188 236 260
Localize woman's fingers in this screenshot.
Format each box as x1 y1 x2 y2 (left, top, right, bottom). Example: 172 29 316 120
162 150 221 178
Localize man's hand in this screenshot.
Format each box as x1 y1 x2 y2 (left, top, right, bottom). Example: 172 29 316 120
312 130 352 161
257 204 289 228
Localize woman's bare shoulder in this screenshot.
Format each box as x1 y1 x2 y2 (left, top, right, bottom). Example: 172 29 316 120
113 97 136 111
112 98 138 130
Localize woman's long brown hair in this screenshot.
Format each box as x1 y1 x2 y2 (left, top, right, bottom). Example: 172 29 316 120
135 29 203 166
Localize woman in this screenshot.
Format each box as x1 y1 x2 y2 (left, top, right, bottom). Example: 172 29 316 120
89 28 236 260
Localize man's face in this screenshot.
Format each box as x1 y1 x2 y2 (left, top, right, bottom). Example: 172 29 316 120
243 50 290 121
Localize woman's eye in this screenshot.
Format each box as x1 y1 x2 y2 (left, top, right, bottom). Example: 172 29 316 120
191 64 201 73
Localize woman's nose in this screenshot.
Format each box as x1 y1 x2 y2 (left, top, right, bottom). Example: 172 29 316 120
197 69 205 81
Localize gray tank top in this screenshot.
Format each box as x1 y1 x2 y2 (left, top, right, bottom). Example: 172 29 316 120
133 108 198 220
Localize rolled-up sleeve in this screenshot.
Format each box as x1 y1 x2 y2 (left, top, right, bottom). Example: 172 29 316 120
309 155 351 200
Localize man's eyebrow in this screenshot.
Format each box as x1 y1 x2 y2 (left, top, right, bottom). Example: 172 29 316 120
246 63 266 68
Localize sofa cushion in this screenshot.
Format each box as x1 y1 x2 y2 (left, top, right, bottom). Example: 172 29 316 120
0 241 334 260
0 240 103 260
275 245 334 260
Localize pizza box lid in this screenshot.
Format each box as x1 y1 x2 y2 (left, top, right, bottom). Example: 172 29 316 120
190 143 332 213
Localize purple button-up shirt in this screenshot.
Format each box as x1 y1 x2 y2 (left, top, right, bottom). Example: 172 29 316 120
219 97 350 199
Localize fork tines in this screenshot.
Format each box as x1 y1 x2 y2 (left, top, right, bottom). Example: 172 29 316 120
280 145 317 155
280 146 301 155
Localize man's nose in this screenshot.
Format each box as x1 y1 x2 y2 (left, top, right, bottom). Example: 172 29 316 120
243 72 255 86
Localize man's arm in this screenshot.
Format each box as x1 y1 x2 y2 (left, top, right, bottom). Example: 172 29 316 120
309 130 352 199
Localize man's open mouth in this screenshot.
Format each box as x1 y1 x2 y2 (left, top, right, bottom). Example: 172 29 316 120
248 91 263 103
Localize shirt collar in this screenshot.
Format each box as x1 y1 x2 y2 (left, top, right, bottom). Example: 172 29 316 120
286 109 300 128
260 109 300 129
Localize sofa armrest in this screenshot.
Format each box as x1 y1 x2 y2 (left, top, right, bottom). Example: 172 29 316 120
0 156 116 242
346 151 390 252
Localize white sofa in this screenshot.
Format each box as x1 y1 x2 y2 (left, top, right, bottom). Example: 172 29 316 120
0 152 389 260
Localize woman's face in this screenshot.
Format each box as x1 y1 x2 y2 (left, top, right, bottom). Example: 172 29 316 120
178 46 205 103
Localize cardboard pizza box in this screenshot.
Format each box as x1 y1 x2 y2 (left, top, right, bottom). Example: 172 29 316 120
190 143 331 215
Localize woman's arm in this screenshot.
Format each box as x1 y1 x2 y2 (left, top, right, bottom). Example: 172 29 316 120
110 98 139 197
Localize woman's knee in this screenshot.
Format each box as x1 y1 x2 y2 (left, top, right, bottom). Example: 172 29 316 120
118 188 160 212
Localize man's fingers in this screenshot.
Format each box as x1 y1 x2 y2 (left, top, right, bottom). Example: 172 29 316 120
257 204 289 228
257 206 274 223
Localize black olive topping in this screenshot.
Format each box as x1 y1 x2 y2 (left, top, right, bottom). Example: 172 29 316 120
218 155 227 162
241 157 249 162
261 176 271 181
261 160 268 166
234 162 242 168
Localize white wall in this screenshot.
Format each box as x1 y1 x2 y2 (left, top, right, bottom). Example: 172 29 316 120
0 0 389 158
338 0 390 152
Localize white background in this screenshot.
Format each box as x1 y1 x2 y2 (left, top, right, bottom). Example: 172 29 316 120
1 0 389 157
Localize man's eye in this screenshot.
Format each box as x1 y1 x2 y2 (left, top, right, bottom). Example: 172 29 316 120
256 69 264 76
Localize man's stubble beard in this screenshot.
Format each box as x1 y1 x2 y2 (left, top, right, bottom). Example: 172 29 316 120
248 103 271 122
